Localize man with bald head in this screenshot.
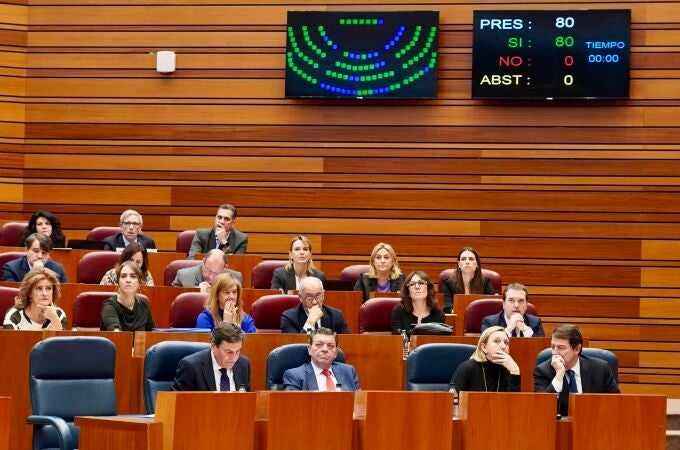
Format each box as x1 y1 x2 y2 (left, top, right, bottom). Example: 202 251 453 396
172 249 243 293
280 276 350 334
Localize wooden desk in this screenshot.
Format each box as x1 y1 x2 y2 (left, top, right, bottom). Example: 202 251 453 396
457 392 556 450
257 391 354 450
569 393 666 450
0 330 135 450
77 416 163 450
0 397 10 450
410 335 553 392
156 391 256 450
355 391 454 450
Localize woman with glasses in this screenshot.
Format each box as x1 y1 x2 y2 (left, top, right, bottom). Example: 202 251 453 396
449 325 520 393
271 235 326 292
19 210 67 248
390 270 444 335
196 272 255 332
100 242 154 286
354 242 405 302
442 246 496 314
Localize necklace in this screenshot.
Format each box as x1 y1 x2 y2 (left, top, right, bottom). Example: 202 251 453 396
481 364 501 392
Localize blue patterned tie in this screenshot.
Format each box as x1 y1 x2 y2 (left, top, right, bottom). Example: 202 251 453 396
566 369 578 393
219 368 230 391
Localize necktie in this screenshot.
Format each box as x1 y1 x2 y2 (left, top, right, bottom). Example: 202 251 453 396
219 368 231 392
512 329 518 337
322 369 335 391
566 369 578 393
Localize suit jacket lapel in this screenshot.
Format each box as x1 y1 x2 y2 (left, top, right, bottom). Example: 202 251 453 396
498 312 508 328
201 351 217 391
579 356 591 392
304 363 319 390
296 305 308 331
207 228 217 251
193 266 204 284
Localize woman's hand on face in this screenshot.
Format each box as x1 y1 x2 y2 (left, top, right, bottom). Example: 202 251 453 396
491 350 520 374
222 300 237 323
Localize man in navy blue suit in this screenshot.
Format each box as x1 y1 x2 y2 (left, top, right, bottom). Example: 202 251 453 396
103 209 156 251
1 233 67 283
283 327 360 391
172 322 251 392
280 276 350 334
481 282 545 337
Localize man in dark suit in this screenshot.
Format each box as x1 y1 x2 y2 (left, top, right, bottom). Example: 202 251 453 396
534 324 619 416
172 322 251 392
280 276 350 334
2 233 67 282
283 327 360 391
481 282 545 337
187 204 248 259
102 209 156 251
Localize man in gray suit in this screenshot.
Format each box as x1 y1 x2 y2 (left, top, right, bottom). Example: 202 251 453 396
187 204 248 259
283 327 360 391
172 249 243 293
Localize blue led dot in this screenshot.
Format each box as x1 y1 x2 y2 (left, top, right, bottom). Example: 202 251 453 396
423 66 429 72
349 53 355 58
378 19 384 25
373 52 378 57
341 89 347 94
380 61 386 67
390 40 395 46
331 45 337 50
384 44 389 50
323 36 329 41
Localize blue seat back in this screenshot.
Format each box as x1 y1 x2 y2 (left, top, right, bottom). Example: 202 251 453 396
406 343 476 391
265 343 345 390
29 336 117 450
143 341 209 414
536 347 618 382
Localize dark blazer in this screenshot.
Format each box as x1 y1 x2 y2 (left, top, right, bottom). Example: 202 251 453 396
172 348 251 392
1 256 67 283
187 227 248 259
533 354 620 416
353 273 405 302
280 304 350 334
283 361 360 391
102 233 156 251
390 303 446 335
441 277 496 314
271 267 326 292
481 311 545 337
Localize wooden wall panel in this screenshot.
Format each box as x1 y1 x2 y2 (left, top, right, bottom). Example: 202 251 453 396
0 0 679 396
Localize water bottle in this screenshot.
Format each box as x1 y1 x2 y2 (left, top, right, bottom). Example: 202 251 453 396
401 329 410 360
238 384 247 392
335 383 342 392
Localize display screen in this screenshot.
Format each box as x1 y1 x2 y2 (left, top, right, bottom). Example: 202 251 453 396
472 9 631 99
285 11 439 99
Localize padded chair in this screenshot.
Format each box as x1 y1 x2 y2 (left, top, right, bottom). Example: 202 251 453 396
72 291 117 330
339 264 370 289
536 347 619 382
0 285 19 319
143 340 209 414
249 294 299 332
76 251 120 284
358 297 400 334
265 343 346 390
169 292 207 328
438 268 503 294
28 336 117 450
406 343 476 391
463 298 538 336
0 221 28 246
251 260 287 289
85 226 120 242
0 251 24 280
163 259 202 286
175 230 196 255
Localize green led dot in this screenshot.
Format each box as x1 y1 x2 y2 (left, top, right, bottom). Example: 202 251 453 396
321 53 326 58
325 70 331 76
409 76 414 82
343 74 348 80
378 73 383 79
314 63 319 69
419 70 424 76
390 71 395 76
372 19 378 24
340 62 347 68
311 79 317 84
368 89 373 95
402 63 408 69
403 79 409 85
339 19 345 25
358 19 363 25
352 19 358 24
372 75 377 80
432 52 438 57
327 40 333 46
361 54 366 60
360 76 365 81
343 51 349 57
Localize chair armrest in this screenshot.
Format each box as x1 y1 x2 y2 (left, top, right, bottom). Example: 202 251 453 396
27 415 75 450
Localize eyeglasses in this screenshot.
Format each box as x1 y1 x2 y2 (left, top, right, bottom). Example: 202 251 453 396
122 221 141 227
300 294 324 303
407 281 429 288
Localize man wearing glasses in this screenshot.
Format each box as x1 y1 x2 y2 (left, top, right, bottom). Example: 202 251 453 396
103 209 156 251
172 249 243 293
283 327 360 391
280 277 350 334
188 204 249 259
